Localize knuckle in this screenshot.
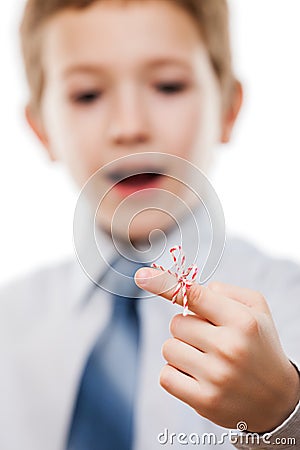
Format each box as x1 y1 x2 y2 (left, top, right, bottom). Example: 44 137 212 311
255 291 269 310
211 366 233 387
240 313 259 336
218 335 248 363
207 281 222 292
254 290 266 303
188 283 202 309
202 386 223 411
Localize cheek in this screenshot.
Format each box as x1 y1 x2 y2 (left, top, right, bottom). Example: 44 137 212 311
42 89 106 187
151 91 221 166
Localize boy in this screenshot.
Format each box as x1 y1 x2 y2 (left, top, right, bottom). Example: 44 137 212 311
1 0 299 449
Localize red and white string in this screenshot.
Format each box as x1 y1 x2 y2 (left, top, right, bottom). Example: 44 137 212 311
152 245 198 316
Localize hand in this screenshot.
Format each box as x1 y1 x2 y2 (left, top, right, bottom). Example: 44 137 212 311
135 268 300 432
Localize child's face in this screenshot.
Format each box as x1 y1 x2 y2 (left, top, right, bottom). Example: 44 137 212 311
28 0 240 241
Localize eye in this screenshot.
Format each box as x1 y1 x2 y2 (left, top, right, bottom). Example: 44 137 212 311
72 90 101 104
155 82 187 95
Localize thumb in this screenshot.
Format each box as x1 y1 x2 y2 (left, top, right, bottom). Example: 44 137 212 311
135 268 270 324
135 267 211 319
135 267 182 302
135 268 259 310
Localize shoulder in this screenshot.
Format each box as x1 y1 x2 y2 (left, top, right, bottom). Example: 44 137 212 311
0 259 74 305
0 259 77 339
216 233 300 292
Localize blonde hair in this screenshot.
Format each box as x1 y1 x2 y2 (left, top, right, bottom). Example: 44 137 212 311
20 0 236 113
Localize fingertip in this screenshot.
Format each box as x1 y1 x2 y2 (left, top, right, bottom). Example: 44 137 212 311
134 267 153 287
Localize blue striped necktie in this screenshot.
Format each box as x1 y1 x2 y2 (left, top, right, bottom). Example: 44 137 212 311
66 259 144 450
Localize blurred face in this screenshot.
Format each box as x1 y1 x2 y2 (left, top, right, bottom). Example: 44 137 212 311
35 0 228 241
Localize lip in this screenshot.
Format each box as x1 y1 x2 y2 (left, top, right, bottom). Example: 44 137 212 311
107 170 166 198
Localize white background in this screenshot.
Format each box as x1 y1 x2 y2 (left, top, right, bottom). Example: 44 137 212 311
1 0 300 285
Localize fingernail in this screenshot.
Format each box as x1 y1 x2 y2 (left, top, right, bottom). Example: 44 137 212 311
135 268 151 286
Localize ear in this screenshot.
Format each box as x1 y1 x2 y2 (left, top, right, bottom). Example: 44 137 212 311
25 105 57 162
220 80 243 144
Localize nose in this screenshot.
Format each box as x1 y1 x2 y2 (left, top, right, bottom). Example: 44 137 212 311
108 84 150 147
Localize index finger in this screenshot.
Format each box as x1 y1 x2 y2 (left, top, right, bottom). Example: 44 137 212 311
135 267 249 326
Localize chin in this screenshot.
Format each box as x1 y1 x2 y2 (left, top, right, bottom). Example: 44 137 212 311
97 209 176 245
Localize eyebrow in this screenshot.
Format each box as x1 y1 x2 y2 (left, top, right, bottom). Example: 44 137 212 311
62 57 193 78
62 65 103 78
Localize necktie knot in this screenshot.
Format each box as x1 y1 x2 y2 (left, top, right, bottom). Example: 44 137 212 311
105 256 146 299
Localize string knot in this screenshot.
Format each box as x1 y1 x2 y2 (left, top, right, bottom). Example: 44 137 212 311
152 245 198 316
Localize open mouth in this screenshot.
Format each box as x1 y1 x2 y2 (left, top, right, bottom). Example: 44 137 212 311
107 168 165 195
110 172 162 185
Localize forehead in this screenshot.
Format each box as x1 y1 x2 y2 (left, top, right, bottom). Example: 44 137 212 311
41 0 208 76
